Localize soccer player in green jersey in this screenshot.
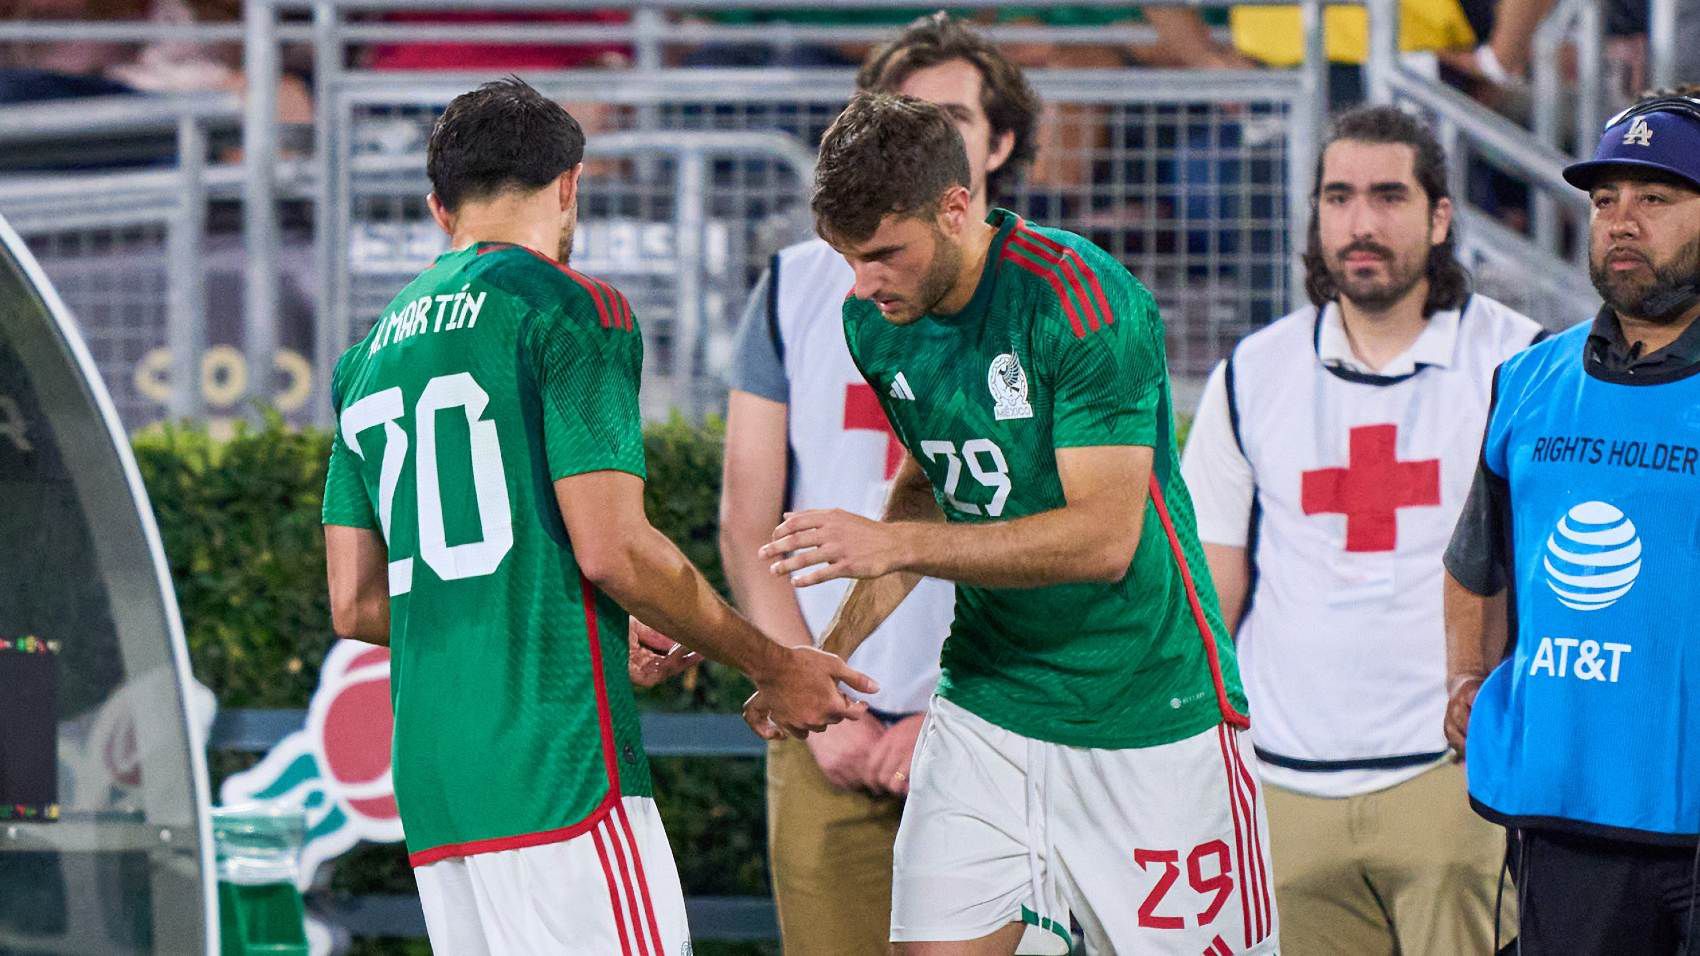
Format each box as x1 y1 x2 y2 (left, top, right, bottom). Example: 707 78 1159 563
319 78 874 955
747 93 1280 955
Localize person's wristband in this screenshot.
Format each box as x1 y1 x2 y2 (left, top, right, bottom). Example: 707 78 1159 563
1447 674 1486 697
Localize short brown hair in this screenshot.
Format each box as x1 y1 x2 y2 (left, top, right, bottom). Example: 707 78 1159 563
427 77 584 213
1303 104 1470 313
857 12 1040 201
812 92 972 245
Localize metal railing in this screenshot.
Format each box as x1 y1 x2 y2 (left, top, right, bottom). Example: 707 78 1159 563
1364 0 1598 325
237 0 1337 426
208 707 775 942
3 0 1347 426
0 94 243 425
1647 0 1681 92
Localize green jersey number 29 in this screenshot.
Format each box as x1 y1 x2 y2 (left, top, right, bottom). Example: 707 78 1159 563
920 438 1012 517
340 371 513 595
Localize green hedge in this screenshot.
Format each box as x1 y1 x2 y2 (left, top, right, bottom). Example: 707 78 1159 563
133 413 771 956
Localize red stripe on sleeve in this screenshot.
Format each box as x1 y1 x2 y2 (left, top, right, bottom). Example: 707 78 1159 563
1018 226 1115 327
615 288 635 331
594 277 629 331
1003 247 1086 337
592 824 637 956
1007 231 1102 331
580 576 623 788
1148 476 1251 729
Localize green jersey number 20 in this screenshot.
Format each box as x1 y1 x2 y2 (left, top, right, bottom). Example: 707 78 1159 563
339 371 513 595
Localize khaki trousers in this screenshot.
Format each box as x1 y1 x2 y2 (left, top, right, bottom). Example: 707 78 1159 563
1265 761 1517 955
766 737 906 956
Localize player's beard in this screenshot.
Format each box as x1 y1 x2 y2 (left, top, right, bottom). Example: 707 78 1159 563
1328 238 1428 313
557 203 578 265
1590 234 1700 324
914 229 963 317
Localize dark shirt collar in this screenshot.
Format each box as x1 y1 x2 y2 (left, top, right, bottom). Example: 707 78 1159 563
1584 306 1700 383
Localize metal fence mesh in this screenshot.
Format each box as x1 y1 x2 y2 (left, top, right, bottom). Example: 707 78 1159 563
22 225 172 429
338 82 1293 418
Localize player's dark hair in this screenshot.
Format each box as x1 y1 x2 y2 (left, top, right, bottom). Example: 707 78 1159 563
812 92 972 245
1303 104 1470 314
856 12 1041 201
426 76 585 213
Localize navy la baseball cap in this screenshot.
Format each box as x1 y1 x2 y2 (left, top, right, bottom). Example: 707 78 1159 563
1563 97 1700 192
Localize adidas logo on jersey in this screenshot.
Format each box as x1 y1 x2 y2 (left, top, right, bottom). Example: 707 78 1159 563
890 372 916 401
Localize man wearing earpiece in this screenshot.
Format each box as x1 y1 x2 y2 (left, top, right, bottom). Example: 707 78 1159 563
1444 86 1700 954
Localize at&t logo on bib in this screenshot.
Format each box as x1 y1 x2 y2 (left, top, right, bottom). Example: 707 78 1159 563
1543 500 1643 611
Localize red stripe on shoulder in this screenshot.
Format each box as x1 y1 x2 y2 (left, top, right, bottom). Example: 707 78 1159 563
591 276 636 332
510 246 612 328
607 285 634 332
1003 246 1086 337
1006 232 1100 332
1016 226 1115 328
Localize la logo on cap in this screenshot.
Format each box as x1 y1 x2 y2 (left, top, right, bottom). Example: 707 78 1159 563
1623 117 1654 147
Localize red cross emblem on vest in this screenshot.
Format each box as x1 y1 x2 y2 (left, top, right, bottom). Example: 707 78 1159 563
843 383 903 480
1300 423 1440 552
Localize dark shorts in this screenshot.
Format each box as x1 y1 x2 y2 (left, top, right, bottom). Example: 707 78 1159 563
1505 827 1700 955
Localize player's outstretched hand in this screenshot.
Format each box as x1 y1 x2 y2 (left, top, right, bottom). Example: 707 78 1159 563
1444 675 1483 760
742 645 879 740
627 617 702 688
760 509 906 587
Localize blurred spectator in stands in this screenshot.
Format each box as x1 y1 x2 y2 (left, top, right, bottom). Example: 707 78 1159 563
681 6 1127 72
681 7 923 68
1149 0 1488 108
0 0 143 103
679 5 1122 190
0 0 310 122
364 10 630 71
1448 0 1698 111
1 0 138 99
359 10 632 162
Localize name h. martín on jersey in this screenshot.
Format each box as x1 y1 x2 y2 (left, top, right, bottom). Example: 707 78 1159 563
369 284 489 356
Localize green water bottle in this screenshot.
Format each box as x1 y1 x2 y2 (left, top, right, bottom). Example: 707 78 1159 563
212 805 310 956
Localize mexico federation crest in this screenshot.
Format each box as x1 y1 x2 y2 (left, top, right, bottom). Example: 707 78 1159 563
988 352 1033 421
221 640 402 889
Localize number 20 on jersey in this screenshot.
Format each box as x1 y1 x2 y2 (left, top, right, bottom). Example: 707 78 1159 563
339 372 514 596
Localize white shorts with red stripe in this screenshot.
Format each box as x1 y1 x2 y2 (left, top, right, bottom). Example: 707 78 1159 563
414 795 690 956
892 696 1279 955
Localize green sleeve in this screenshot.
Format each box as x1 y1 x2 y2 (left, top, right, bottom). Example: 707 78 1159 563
321 355 380 529
1048 284 1166 449
524 304 647 482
